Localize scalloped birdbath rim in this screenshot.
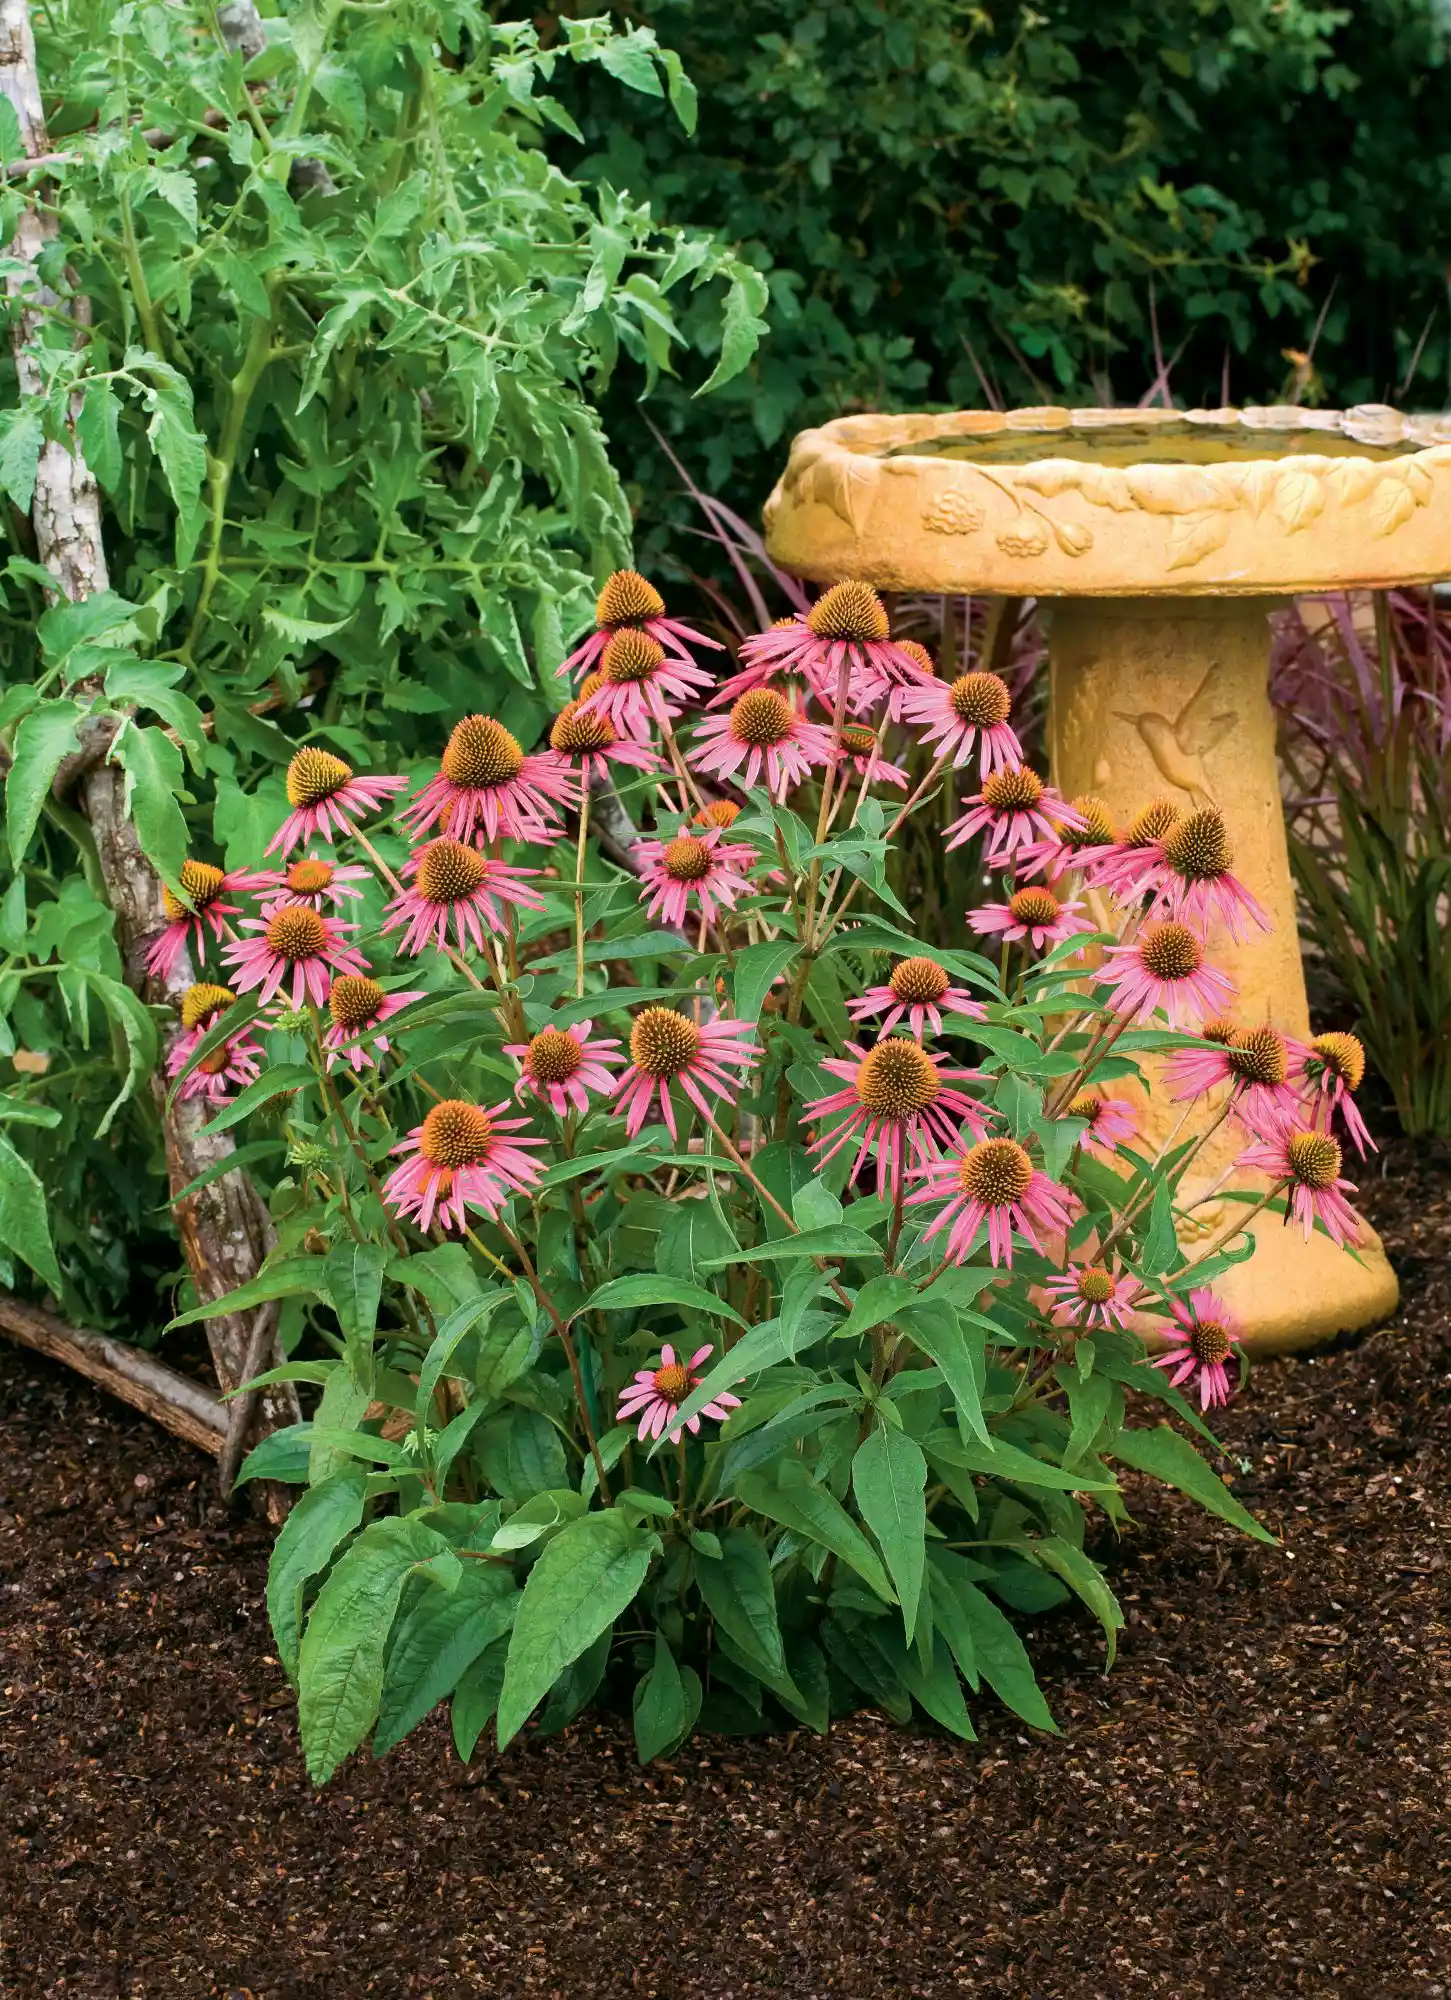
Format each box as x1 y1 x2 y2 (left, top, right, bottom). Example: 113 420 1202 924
762 404 1451 598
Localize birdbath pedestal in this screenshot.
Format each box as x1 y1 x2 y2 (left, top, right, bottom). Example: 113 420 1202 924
759 405 1445 1352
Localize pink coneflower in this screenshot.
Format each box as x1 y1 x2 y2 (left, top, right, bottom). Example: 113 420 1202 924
803 1037 992 1200
969 885 1092 953
382 840 544 957
613 1007 759 1140
575 627 716 744
1042 1260 1141 1332
635 824 757 931
254 853 370 914
715 582 928 715
1082 797 1182 901
1296 1030 1375 1156
548 698 659 785
944 764 1084 864
907 1135 1078 1268
382 1098 546 1234
1099 920 1234 1028
1136 808 1271 941
504 1021 623 1118
1163 1022 1303 1133
144 859 267 980
846 955 986 1040
1017 794 1118 886
616 1342 741 1445
322 974 425 1073
900 670 1022 776
1236 1125 1361 1247
164 983 263 1104
224 902 366 1008
266 748 406 856
558 568 723 682
831 723 909 790
1068 1092 1141 1157
400 714 577 844
1152 1287 1243 1410
688 688 834 800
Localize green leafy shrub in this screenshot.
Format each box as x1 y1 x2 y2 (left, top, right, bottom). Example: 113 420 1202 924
0 0 764 1317
165 570 1388 1776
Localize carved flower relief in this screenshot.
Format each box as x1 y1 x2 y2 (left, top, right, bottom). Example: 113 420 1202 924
996 522 1050 559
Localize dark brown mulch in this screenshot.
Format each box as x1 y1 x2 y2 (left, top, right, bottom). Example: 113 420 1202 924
2 1147 1449 2000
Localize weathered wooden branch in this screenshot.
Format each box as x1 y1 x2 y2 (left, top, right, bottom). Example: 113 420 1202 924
0 1293 227 1457
0 0 298 1515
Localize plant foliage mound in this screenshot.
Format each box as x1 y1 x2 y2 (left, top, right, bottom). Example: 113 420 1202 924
0 0 765 1318
162 573 1380 1775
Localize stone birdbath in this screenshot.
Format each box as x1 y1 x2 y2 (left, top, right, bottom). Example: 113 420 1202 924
760 404 1441 1351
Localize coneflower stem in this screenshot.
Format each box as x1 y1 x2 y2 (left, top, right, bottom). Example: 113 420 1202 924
574 786 591 1001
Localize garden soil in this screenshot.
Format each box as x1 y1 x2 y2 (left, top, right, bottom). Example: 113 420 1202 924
1 1140 1447 2000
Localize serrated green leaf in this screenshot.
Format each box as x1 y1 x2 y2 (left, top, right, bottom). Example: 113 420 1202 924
736 1462 895 1603
375 1562 519 1757
6 700 81 862
0 1132 61 1290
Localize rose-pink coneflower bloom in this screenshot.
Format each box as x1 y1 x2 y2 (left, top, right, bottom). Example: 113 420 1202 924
1152 1286 1243 1410
1080 797 1182 901
803 1037 992 1201
400 714 577 845
634 824 757 931
382 1097 546 1234
575 627 716 745
614 1007 760 1140
1163 1022 1303 1134
1236 1125 1361 1246
969 884 1092 953
322 973 424 1074
616 1342 742 1445
382 839 544 957
829 722 909 791
846 954 986 1040
164 983 263 1104
504 1021 623 1118
944 763 1084 864
907 1134 1078 1268
224 901 366 1009
547 697 659 785
1067 1092 1140 1157
688 687 834 800
266 748 406 856
1017 794 1118 887
715 582 928 715
144 859 269 981
557 568 723 682
1296 1030 1375 1156
1134 807 1272 941
1042 1260 1141 1332
254 852 370 915
901 669 1022 776
1100 919 1234 1029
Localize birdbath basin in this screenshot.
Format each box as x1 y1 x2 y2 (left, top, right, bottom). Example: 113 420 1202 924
760 404 1446 1351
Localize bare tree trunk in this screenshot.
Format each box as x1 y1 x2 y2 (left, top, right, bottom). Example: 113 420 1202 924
0 0 298 1516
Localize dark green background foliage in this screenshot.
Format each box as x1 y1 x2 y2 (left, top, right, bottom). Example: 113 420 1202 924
554 0 1451 537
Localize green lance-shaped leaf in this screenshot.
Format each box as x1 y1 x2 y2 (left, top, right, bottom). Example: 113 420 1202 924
165 1253 331 1329
929 1553 1059 1734
324 1238 389 1353
583 1272 746 1327
297 1516 452 1784
266 1467 368 1684
633 1633 702 1764
374 1563 520 1757
731 938 799 1026
852 1424 927 1642
1111 1425 1277 1543
1030 1536 1124 1668
452 1639 510 1764
692 1525 789 1680
496 1511 654 1749
735 1462 895 1603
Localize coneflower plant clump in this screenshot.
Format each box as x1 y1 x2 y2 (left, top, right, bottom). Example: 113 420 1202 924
168 573 1372 1782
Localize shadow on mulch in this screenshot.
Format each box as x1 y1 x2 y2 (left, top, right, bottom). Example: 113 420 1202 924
1 1145 1449 2000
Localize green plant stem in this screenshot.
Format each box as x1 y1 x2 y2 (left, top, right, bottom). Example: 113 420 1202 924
494 1218 610 1503
574 785 590 1000
698 1107 853 1310
183 308 274 661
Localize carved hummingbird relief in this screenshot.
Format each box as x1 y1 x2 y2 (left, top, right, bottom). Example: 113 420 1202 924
1114 663 1237 806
